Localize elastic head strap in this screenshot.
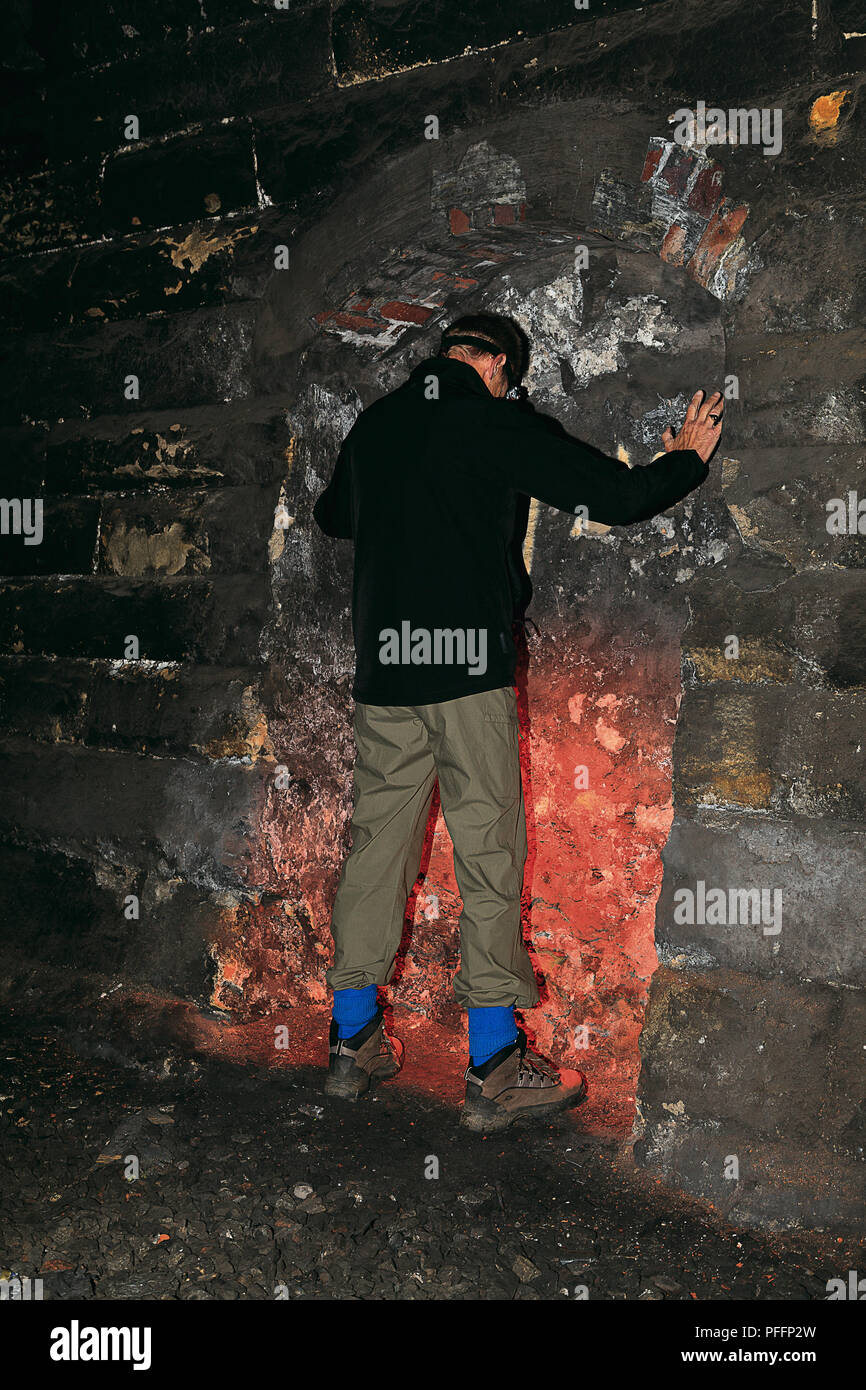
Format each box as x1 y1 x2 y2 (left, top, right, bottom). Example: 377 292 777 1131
439 334 516 383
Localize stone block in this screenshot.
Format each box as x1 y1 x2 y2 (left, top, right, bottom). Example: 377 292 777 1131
0 574 269 663
676 684 866 819
656 810 866 985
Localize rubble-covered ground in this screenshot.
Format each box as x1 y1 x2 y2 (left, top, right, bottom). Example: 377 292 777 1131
0 1015 856 1302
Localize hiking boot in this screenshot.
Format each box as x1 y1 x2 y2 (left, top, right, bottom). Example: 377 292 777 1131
460 1028 586 1131
324 1005 404 1101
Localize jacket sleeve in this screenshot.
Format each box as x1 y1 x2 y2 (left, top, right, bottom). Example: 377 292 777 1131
489 406 709 526
312 436 354 539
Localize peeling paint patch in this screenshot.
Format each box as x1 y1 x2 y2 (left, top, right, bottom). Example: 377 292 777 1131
728 502 759 541
521 496 542 573
490 272 583 395
636 397 691 452
107 659 181 674
491 276 680 398
568 692 587 724
686 642 793 683
160 224 257 288
102 518 209 576
809 90 849 132
194 687 275 762
595 717 626 752
268 481 295 562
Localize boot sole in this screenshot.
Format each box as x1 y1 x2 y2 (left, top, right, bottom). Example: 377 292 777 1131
324 1061 400 1102
460 1078 587 1132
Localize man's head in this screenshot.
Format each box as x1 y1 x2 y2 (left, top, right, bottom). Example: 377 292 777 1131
438 314 527 399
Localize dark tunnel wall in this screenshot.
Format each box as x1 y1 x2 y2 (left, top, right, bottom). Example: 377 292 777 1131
0 0 864 1230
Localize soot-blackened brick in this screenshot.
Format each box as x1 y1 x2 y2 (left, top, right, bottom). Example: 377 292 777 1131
687 160 724 217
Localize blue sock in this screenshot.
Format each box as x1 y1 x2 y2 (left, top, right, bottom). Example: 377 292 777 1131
332 984 378 1039
468 1005 519 1067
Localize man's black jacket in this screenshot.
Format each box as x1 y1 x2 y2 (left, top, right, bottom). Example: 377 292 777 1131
313 355 708 706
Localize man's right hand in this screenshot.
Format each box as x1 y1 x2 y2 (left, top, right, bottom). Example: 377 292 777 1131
662 390 724 463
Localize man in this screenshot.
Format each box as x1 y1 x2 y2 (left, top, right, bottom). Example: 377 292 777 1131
313 312 723 1130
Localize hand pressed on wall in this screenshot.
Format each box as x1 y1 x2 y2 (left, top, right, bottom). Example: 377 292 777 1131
661 389 724 463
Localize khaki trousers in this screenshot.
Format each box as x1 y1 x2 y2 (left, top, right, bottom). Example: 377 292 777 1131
326 685 539 1009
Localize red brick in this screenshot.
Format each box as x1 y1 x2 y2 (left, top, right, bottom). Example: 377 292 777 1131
494 203 516 225
429 271 477 291
379 300 435 325
657 147 697 199
687 162 724 218
465 246 511 263
640 146 665 183
688 200 749 286
449 207 470 235
332 311 382 331
660 223 689 267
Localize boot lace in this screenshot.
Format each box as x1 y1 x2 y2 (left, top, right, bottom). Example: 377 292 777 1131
516 1036 559 1086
